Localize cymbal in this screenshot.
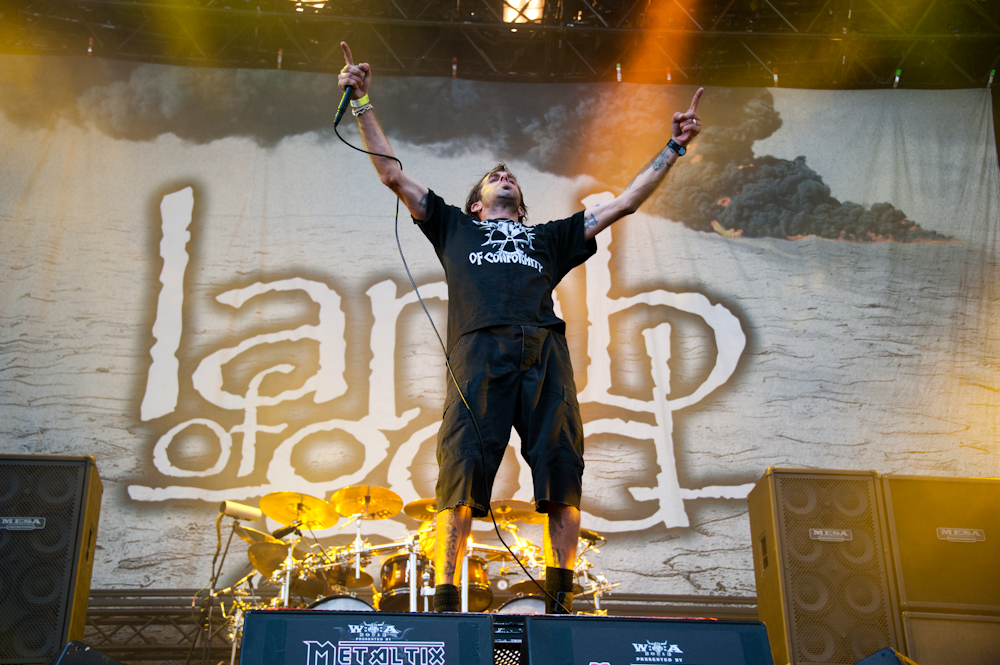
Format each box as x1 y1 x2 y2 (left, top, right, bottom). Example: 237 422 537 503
478 499 540 523
519 510 546 525
290 574 330 599
476 545 516 562
331 486 403 521
234 524 282 546
403 498 438 522
509 579 583 597
247 542 310 578
324 565 375 589
579 528 604 543
259 492 339 530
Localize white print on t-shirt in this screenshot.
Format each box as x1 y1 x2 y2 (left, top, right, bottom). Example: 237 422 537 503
469 219 544 273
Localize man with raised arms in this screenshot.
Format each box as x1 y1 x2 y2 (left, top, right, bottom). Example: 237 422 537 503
338 42 702 614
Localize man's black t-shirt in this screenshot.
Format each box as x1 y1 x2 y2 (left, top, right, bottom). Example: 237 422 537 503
414 190 597 352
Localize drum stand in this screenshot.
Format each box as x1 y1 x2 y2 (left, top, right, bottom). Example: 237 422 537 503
421 569 434 612
278 537 301 607
460 550 471 613
346 512 366 583
406 532 419 613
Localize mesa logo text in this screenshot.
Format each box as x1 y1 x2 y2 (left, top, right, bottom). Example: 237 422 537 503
0 517 46 531
633 640 684 663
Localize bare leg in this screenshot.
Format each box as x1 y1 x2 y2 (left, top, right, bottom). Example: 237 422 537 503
543 503 581 570
435 505 472 586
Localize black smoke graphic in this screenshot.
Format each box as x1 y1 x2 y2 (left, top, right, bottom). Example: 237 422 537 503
645 90 951 242
0 55 950 242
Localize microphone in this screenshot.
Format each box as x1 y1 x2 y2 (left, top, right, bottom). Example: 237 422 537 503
272 521 301 539
334 85 354 127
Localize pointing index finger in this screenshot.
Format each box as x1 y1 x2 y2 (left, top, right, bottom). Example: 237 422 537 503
341 41 355 67
689 87 704 113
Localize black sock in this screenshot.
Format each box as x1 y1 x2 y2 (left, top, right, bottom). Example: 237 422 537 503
544 567 574 614
434 584 460 613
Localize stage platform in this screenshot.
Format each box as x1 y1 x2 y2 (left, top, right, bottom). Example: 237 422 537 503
81 589 760 665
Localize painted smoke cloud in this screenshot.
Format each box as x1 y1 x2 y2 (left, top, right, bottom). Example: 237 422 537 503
0 57 949 241
652 89 951 242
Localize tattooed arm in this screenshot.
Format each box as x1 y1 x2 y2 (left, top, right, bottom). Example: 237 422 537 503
339 42 430 220
583 87 704 241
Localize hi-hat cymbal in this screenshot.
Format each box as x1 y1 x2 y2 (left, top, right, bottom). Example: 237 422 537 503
403 498 438 522
235 524 283 546
331 486 403 521
259 492 339 530
324 565 375 589
247 542 310 578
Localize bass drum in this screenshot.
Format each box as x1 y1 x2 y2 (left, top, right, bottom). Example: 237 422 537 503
495 595 546 614
309 595 375 611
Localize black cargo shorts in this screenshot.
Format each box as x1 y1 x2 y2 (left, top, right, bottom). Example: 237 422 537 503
435 325 585 518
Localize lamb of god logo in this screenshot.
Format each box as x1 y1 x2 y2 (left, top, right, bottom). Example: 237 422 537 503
469 218 543 272
128 188 752 537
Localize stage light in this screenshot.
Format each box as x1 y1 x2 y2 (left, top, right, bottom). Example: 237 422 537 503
773 67 778 86
616 63 622 82
87 37 93 55
894 69 901 88
504 0 544 23
666 67 672 82
284 0 326 11
989 70 995 89
277 48 283 69
452 56 457 78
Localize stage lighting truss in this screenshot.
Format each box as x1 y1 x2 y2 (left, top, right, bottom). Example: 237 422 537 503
504 0 544 24
0 0 997 87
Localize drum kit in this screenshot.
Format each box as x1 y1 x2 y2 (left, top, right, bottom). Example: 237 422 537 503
216 485 619 649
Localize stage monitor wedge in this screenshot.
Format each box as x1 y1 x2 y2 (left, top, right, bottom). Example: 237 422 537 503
238 609 494 665
881 474 1000 614
524 615 774 665
0 455 103 664
747 468 901 665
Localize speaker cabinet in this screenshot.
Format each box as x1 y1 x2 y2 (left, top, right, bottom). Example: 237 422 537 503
0 455 103 663
881 475 1000 614
523 615 775 665
239 610 494 665
899 612 1000 665
748 468 901 665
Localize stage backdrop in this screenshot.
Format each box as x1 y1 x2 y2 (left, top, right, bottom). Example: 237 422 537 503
1 54 998 598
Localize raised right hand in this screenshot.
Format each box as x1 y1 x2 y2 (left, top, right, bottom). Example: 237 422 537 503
339 41 370 100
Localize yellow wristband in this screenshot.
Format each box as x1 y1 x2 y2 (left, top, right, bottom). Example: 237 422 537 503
350 93 370 108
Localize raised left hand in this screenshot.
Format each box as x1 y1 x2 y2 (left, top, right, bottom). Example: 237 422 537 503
671 87 704 146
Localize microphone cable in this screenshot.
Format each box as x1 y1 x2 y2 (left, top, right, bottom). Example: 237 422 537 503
334 122 571 614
